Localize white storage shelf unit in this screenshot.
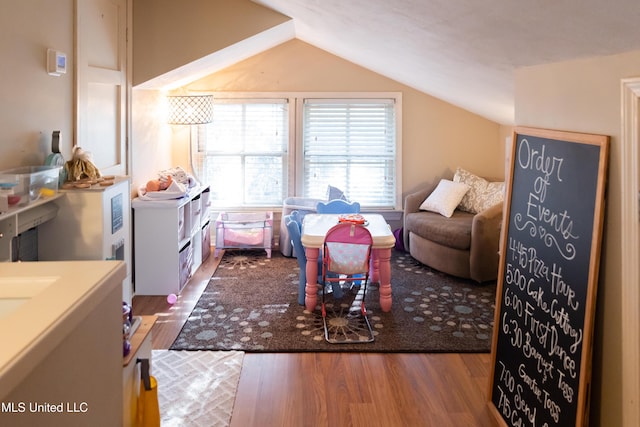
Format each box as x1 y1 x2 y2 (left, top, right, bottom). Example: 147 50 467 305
132 185 211 296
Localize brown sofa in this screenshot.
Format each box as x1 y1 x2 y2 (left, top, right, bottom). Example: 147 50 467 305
402 179 503 282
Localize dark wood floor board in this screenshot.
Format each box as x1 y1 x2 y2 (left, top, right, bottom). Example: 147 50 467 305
133 248 500 427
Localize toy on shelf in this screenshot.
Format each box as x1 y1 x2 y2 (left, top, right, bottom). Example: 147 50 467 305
137 166 197 201
338 214 366 225
145 175 173 192
65 146 101 182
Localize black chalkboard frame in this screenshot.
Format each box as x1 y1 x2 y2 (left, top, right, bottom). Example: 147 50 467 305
488 127 609 427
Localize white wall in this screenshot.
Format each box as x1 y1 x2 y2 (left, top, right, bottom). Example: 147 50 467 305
0 1 74 170
130 89 174 192
515 49 640 426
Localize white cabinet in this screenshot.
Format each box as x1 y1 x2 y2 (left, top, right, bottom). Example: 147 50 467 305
39 177 133 302
132 185 210 296
0 261 126 427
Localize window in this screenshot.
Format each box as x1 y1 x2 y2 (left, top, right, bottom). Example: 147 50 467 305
195 99 289 207
195 93 401 210
302 99 397 208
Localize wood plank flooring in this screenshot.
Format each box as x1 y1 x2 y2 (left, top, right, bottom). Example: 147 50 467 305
132 249 501 427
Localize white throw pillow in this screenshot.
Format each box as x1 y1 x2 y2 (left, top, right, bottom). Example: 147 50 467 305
453 167 505 214
419 179 470 217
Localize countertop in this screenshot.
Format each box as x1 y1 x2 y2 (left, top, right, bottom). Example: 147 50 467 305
0 260 126 400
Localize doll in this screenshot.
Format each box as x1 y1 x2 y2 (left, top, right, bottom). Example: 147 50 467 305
145 174 173 192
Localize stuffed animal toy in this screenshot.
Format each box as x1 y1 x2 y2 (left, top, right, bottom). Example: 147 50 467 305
65 146 101 181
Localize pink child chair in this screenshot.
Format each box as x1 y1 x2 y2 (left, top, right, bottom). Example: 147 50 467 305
321 222 374 343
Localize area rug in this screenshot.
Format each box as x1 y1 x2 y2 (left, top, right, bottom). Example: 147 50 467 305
151 350 244 427
170 250 496 352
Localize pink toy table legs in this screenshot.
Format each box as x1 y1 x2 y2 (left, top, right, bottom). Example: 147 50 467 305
373 248 392 312
301 213 395 312
304 246 392 312
304 247 320 311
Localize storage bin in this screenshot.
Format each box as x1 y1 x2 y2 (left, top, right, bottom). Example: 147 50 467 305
178 241 193 291
178 205 186 242
201 220 211 262
201 187 211 225
190 195 201 236
0 165 61 205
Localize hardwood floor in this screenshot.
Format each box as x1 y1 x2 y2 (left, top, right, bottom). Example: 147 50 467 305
132 249 501 427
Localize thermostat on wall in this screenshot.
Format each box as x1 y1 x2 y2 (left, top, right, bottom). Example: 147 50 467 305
47 49 66 76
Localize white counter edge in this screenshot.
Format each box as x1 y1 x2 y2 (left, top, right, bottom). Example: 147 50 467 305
0 260 126 400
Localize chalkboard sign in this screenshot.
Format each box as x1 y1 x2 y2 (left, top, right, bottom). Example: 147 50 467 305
488 127 609 427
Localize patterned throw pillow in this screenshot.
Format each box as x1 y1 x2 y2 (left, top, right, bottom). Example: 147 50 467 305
453 167 505 214
419 179 470 217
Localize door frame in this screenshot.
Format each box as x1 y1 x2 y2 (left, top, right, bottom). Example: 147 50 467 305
621 77 640 426
74 0 131 176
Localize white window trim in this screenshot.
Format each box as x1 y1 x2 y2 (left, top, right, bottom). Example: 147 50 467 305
206 91 403 210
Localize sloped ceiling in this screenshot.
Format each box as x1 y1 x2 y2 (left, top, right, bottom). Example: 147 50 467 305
135 0 640 125
133 0 294 89
252 0 640 124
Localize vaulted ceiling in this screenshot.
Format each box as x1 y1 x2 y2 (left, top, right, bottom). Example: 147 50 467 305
251 0 640 124
136 1 640 125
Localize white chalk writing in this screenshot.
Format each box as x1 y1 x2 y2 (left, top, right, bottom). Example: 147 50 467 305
493 136 590 426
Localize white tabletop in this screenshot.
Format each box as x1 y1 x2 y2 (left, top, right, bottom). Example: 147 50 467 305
301 213 395 249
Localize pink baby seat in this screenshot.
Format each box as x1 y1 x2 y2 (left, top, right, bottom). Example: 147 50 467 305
321 222 374 343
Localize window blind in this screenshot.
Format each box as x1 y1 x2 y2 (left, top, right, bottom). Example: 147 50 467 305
302 99 397 207
196 99 289 207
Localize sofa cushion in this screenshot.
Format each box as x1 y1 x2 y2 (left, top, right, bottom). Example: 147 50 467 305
453 167 504 214
405 210 474 250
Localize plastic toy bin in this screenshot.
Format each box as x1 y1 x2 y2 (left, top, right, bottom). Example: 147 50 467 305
0 165 61 206
214 211 273 258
